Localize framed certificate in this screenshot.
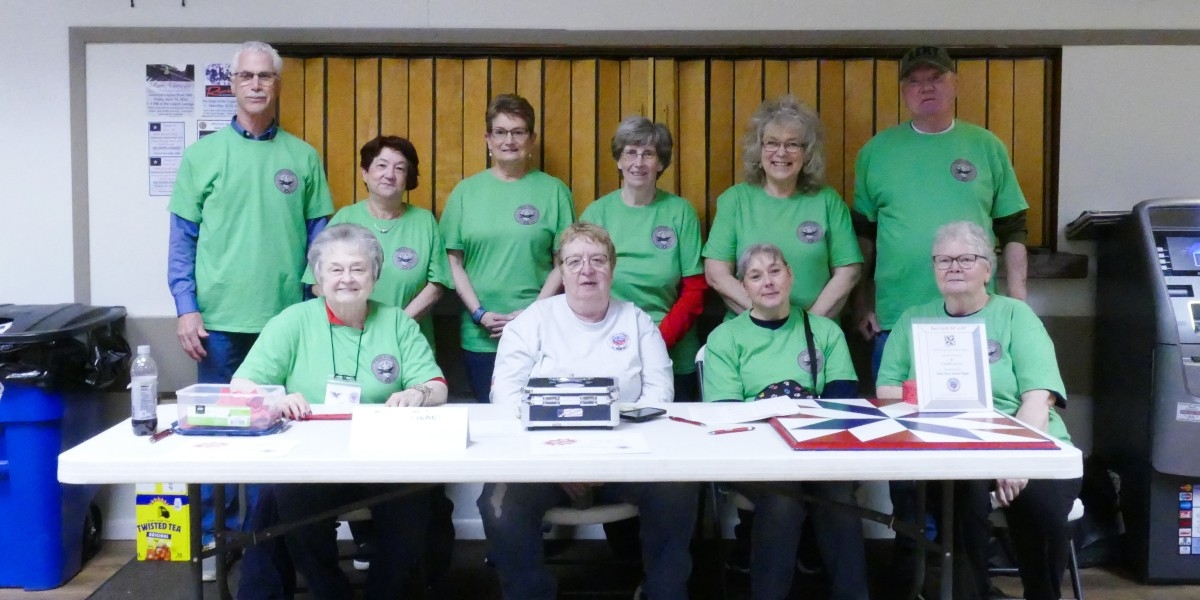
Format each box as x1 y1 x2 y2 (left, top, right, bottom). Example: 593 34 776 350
910 318 993 411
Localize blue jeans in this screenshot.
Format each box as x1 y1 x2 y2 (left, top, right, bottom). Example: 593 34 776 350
236 488 295 600
870 330 891 380
462 350 496 403
737 481 868 600
274 483 431 600
478 481 699 600
197 330 261 544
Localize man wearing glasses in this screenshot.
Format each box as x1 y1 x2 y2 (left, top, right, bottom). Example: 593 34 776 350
850 46 1030 598
166 40 332 580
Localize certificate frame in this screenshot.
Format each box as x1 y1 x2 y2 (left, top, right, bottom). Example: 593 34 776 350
910 318 993 412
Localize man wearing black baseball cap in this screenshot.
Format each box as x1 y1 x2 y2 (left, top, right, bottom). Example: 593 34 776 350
851 45 1033 599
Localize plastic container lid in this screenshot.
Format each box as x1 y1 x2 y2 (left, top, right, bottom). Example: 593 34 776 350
0 304 127 343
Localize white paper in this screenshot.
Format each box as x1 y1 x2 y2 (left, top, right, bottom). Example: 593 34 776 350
911 318 993 411
166 436 298 459
527 432 650 455
349 405 469 456
679 397 806 424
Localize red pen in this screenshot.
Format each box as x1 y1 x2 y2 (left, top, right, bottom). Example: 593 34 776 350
149 428 174 443
669 415 706 427
708 426 755 435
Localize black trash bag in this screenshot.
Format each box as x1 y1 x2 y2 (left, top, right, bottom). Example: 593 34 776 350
0 320 129 391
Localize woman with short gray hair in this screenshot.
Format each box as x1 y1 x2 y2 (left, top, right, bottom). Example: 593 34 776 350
703 96 862 320
581 115 707 401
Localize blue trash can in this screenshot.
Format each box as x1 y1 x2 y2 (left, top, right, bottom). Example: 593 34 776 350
0 303 128 590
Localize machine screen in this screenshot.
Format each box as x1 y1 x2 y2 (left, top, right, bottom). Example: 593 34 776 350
1166 237 1200 273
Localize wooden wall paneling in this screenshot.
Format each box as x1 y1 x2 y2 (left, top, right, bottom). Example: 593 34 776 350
764 59 789 101
303 58 326 162
541 59 572 186
462 59 490 178
707 60 735 228
354 58 380 203
789 60 818 109
732 59 763 156
406 58 435 212
434 58 465 217
489 58 517 97
379 58 408 138
516 59 543 168
677 60 709 229
325 58 357 209
1013 59 1047 247
987 59 1015 152
843 59 875 203
874 60 900 134
596 60 622 196
570 59 598 212
818 60 846 198
279 57 305 137
625 58 651 120
955 60 987 127
653 58 679 194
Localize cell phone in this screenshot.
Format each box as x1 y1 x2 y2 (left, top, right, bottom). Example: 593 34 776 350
619 407 666 423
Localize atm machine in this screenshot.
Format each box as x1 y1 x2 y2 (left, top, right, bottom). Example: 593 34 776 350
1094 198 1200 582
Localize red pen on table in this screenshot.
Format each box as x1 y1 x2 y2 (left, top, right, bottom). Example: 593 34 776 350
668 415 706 427
708 426 755 435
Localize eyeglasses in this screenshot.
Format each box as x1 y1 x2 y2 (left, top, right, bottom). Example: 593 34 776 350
489 128 530 140
234 71 278 87
903 73 949 89
562 255 611 272
761 140 804 154
621 149 658 162
932 254 988 270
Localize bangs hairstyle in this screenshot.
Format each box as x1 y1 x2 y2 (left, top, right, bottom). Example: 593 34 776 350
610 116 674 171
485 94 536 132
735 243 789 280
932 221 996 265
740 96 826 194
308 224 384 283
232 41 283 74
556 222 617 269
359 135 420 191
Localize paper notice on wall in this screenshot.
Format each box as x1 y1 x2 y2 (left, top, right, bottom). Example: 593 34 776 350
148 156 182 197
197 119 228 139
201 63 236 120
148 121 185 156
146 64 195 117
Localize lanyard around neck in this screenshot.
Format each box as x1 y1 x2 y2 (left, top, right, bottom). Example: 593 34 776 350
328 321 365 381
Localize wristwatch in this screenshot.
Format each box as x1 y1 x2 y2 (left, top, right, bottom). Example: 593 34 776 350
470 306 488 325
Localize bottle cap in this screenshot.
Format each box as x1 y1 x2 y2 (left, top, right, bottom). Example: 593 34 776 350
137 345 151 355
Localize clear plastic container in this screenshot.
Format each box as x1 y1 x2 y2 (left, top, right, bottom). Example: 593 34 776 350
174 384 286 433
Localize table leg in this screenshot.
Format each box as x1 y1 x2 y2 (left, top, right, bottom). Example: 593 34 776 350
904 481 928 600
189 484 203 600
213 484 232 600
938 481 954 600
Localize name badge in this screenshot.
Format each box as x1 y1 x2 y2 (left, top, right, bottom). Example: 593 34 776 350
324 377 362 406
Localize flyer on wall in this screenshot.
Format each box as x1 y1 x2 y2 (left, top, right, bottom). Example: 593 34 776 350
145 64 195 117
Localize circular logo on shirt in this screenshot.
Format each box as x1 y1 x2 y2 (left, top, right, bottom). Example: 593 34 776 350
274 169 299 194
651 226 677 250
514 204 541 225
950 159 977 183
797 221 824 244
393 247 418 271
371 354 399 384
987 339 1003 364
797 348 825 374
947 377 962 392
610 333 630 351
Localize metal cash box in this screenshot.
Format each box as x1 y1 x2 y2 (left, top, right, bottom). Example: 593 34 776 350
520 377 619 429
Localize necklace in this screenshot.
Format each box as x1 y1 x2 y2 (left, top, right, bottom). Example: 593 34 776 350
371 219 396 234
365 202 403 234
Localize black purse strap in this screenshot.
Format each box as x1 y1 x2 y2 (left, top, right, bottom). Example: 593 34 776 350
801 310 819 396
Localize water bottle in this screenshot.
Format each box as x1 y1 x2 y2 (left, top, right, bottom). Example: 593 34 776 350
130 345 159 435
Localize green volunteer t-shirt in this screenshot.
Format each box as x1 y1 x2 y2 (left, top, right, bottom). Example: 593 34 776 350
703 309 857 402
702 183 862 317
168 126 334 333
876 295 1071 444
439 169 574 352
580 189 704 374
234 298 444 405
303 201 453 348
853 120 1028 329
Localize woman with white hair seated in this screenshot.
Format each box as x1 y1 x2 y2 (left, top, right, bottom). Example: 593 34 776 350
876 221 1080 600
